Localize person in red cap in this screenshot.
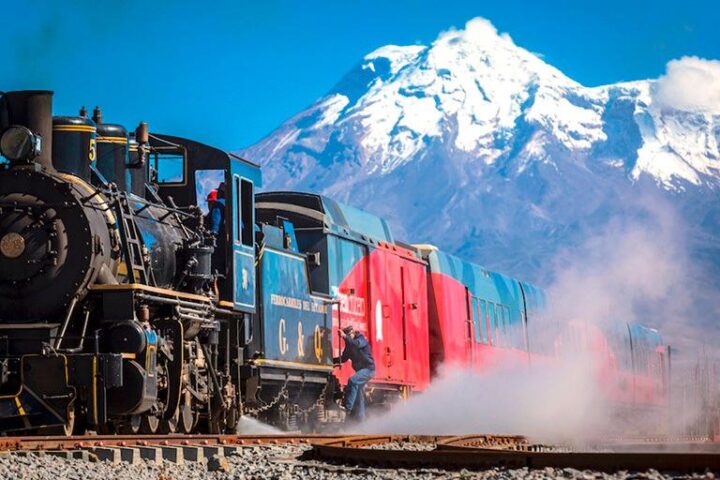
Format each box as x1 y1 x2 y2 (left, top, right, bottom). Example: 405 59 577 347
334 325 375 421
207 189 218 209
205 189 218 231
209 183 226 235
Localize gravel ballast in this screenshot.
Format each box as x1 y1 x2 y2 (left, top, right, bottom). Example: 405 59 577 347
0 444 715 480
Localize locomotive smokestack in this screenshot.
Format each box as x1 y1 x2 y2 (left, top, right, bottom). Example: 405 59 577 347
79 106 88 118
0 90 54 172
92 106 103 125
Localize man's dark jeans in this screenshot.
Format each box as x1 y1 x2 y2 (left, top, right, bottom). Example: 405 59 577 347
344 368 375 421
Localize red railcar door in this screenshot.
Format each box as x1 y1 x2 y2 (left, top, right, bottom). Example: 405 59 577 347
401 259 431 389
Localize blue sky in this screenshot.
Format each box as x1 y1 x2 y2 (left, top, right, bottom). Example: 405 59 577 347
4 0 718 150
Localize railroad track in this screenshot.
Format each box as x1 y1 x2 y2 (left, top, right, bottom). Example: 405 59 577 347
0 433 349 464
1 432 718 471
306 434 720 472
0 433 343 452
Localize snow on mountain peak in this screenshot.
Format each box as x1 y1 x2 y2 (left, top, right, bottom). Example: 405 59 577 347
364 45 425 75
241 17 720 196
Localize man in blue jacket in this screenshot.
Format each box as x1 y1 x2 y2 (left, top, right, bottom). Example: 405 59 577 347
209 182 226 235
334 325 375 421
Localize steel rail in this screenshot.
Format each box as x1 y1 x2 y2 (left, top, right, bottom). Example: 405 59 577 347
0 433 347 452
307 435 720 472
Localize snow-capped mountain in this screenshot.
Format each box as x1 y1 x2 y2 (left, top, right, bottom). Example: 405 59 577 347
239 18 720 287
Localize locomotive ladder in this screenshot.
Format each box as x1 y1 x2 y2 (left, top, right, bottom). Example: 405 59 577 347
114 194 151 285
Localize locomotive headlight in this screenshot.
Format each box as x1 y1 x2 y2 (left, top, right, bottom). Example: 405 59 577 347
0 125 42 162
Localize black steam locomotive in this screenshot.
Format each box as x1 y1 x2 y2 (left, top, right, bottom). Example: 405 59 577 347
0 90 336 434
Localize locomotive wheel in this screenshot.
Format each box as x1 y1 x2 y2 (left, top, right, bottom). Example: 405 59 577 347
226 406 240 432
157 409 179 434
140 414 160 434
120 415 141 434
96 420 117 435
63 410 76 436
207 404 229 434
207 413 224 434
45 409 76 436
179 404 197 434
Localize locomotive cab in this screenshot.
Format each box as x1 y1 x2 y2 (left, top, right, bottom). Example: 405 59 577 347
148 134 260 312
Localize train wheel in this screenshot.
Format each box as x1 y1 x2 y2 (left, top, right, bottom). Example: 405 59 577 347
208 412 226 434
120 415 141 434
96 420 116 435
179 404 197 434
140 414 160 434
158 409 179 434
226 410 238 433
63 409 76 436
45 409 76 436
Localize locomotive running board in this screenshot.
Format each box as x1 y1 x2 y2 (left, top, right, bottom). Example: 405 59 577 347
88 283 212 304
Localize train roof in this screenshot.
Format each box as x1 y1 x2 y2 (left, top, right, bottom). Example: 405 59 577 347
627 323 664 346
416 245 545 305
149 133 260 171
256 191 394 243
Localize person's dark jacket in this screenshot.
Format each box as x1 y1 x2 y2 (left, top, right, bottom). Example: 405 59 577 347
340 332 375 371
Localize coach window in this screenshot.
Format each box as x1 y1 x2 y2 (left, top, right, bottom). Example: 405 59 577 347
487 303 495 346
471 297 481 343
493 305 501 346
504 306 512 347
479 300 488 344
500 306 508 343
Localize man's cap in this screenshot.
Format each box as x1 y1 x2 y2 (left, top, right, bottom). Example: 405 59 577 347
207 190 218 202
342 325 354 335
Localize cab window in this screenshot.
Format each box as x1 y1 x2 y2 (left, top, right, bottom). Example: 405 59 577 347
152 152 185 184
241 179 253 246
195 169 225 215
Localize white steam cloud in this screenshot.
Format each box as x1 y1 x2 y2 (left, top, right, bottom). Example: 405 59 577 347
545 197 690 341
351 196 717 442
653 56 720 113
353 362 608 443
